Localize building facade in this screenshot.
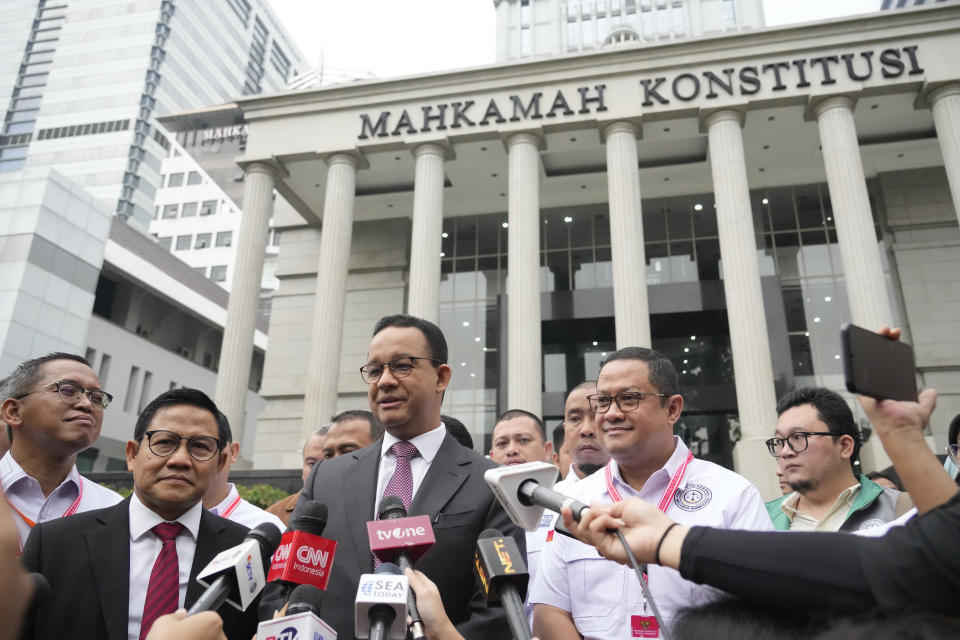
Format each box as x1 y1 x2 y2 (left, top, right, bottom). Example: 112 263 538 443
200 6 960 498
495 0 766 61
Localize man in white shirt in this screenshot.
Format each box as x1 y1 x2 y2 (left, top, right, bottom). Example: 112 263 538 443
554 380 608 493
530 347 772 639
20 387 261 640
0 353 121 548
203 416 284 531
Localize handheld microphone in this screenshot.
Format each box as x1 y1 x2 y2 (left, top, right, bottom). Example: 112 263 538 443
267 501 337 592
355 562 409 640
484 461 589 530
188 521 282 614
474 528 532 640
368 496 433 640
256 584 337 640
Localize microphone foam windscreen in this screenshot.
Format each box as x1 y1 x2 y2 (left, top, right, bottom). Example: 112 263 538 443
377 495 406 520
294 500 329 536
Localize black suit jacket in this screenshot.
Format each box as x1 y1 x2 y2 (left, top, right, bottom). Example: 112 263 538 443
286 432 524 639
20 497 259 640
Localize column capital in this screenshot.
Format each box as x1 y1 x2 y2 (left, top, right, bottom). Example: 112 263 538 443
322 150 368 170
920 82 960 109
236 156 289 179
806 93 859 121
410 140 452 161
701 107 745 132
502 130 544 151
600 120 641 143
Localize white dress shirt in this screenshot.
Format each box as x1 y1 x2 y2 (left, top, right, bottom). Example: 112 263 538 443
128 493 203 640
374 422 447 517
0 451 122 547
529 437 774 638
208 483 285 531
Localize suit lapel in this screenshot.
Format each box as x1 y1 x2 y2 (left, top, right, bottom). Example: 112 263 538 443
186 509 228 606
87 499 132 640
411 434 470 517
345 440 383 572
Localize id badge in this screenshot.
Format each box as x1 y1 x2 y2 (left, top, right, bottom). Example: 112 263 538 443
629 614 660 638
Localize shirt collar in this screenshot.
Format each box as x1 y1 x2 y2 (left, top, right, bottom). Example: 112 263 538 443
781 483 863 519
608 436 690 496
0 450 81 493
381 422 447 464
129 491 201 542
209 483 239 516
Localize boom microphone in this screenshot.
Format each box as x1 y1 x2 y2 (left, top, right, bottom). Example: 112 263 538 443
256 584 336 640
484 461 589 530
355 562 409 640
188 521 282 614
474 529 532 640
267 501 337 593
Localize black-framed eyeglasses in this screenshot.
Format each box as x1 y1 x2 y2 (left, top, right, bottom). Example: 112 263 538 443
587 391 668 413
946 444 959 467
765 432 843 457
360 355 442 384
15 381 112 410
143 430 223 462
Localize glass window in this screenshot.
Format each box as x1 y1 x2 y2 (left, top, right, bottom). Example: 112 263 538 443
187 171 202 185
0 158 27 172
200 200 217 216
3 121 35 135
157 236 172 251
175 235 192 251
210 265 227 282
195 233 212 248
215 231 232 247
0 146 28 160
167 172 183 187
181 202 197 217
161 204 178 219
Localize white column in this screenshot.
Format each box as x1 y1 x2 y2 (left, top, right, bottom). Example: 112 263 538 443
506 132 542 417
301 153 358 440
815 96 893 330
603 122 651 348
407 143 446 323
930 84 960 227
705 110 779 499
215 162 274 447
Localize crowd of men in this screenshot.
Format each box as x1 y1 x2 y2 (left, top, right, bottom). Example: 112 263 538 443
1 314 958 640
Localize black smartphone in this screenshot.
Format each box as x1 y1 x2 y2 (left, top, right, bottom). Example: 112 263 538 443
841 323 918 402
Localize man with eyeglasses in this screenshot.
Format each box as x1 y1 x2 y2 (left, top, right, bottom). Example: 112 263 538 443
765 387 912 533
530 347 771 639
288 314 523 639
0 353 121 548
20 387 261 640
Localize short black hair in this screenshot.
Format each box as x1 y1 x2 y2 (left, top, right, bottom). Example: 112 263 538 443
133 388 229 445
776 387 860 470
599 347 679 398
866 466 904 492
442 415 473 449
373 314 448 364
495 408 546 440
552 423 565 452
2 353 93 442
330 409 384 442
565 380 597 402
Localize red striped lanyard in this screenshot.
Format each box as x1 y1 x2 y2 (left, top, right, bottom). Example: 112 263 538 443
7 478 84 551
604 452 694 511
221 493 242 519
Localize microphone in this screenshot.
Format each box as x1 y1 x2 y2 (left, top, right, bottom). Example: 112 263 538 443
256 584 336 640
188 521 282 614
355 562 409 640
474 529 532 640
267 501 337 594
484 461 589 530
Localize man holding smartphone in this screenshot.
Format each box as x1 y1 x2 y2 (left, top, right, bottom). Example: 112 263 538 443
765 387 912 533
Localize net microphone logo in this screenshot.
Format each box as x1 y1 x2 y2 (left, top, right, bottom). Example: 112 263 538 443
366 515 435 564
267 531 338 590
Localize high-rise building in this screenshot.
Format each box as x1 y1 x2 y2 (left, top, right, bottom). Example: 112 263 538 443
495 0 766 61
0 0 305 229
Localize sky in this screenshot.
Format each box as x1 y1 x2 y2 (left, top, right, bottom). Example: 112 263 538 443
269 0 883 81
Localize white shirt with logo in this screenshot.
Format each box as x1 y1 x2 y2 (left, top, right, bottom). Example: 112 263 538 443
528 437 773 638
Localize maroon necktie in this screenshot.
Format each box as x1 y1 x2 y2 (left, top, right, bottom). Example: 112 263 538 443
140 522 185 640
374 441 419 568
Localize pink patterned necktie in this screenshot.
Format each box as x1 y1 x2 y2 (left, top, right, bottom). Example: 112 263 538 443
374 441 419 568
140 522 185 640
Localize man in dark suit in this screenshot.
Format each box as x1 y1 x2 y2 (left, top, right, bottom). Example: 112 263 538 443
289 314 524 638
21 388 259 640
